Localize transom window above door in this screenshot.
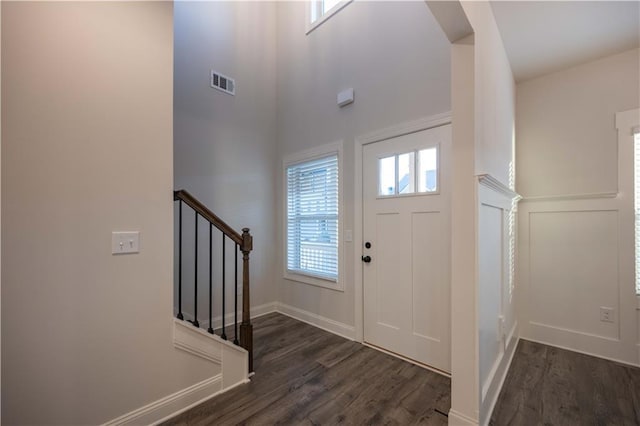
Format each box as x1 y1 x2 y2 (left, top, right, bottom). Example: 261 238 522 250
378 147 438 197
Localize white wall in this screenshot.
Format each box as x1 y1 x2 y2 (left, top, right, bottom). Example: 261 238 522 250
517 49 640 366
1 3 217 424
275 0 451 330
449 35 479 426
449 3 517 425
517 49 640 198
173 1 279 322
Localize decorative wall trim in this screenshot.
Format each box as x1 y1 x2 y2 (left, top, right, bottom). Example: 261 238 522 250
519 196 636 365
356 112 452 146
103 375 222 426
520 192 618 203
275 302 356 341
448 409 478 426
528 321 621 343
477 174 520 201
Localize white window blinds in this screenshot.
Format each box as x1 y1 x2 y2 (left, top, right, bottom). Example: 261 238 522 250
634 132 640 294
286 154 339 281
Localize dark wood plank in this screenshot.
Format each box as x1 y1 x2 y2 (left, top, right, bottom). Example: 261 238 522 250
163 313 451 425
490 340 640 426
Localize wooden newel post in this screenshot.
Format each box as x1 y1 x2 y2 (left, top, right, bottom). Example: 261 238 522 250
239 228 254 372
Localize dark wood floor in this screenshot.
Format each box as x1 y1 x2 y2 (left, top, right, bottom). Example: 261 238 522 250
164 314 640 425
490 339 640 426
164 313 451 425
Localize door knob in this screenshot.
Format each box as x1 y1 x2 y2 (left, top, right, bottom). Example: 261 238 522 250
362 255 372 263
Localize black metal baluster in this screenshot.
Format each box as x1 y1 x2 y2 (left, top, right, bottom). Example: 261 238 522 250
234 243 239 345
221 235 227 340
208 224 213 334
177 200 183 320
193 211 199 328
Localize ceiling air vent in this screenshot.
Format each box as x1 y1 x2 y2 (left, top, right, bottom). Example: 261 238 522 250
210 70 235 96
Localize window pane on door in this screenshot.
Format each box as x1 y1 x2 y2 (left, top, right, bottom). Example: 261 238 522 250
398 152 415 194
379 156 396 196
418 148 438 192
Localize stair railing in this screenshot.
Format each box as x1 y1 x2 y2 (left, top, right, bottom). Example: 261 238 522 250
173 189 254 372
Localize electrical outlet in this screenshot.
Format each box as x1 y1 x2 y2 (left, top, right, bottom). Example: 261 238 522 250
600 307 615 323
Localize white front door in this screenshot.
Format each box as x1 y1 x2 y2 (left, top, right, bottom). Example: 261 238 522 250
362 124 451 373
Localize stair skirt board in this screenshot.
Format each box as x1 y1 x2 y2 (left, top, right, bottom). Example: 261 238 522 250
103 375 253 426
173 318 249 387
107 303 357 425
104 321 251 425
103 375 223 426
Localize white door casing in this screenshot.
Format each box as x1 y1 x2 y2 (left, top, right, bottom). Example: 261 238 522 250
362 124 451 373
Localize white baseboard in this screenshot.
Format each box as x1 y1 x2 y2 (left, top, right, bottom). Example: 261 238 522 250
520 336 640 368
275 302 356 341
448 409 478 426
251 301 278 318
189 301 278 332
103 375 222 426
481 325 519 426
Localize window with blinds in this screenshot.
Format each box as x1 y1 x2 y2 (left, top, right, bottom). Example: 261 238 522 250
286 154 339 281
635 132 640 294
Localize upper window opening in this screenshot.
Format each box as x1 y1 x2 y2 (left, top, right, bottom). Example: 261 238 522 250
378 147 438 197
308 0 352 34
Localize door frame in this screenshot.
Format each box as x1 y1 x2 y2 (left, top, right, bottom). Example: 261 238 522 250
353 111 452 343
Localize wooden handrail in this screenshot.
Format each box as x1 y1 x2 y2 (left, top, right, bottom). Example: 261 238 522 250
174 190 243 247
174 189 254 372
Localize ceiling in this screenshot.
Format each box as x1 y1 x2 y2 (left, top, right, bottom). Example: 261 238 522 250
491 1 640 82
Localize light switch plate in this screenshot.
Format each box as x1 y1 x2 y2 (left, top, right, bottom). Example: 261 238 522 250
112 231 140 255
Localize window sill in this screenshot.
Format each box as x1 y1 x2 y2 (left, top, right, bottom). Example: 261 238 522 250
285 271 344 292
306 0 353 35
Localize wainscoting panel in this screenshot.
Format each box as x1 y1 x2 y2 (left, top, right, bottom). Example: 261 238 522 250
476 176 520 426
518 194 639 367
529 210 619 340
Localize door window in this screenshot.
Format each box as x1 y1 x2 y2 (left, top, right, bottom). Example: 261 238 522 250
377 147 438 197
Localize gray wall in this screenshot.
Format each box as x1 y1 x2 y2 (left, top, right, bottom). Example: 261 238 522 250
173 1 279 320
275 0 451 327
1 3 216 424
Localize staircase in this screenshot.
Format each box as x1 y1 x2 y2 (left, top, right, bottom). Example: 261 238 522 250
173 189 254 373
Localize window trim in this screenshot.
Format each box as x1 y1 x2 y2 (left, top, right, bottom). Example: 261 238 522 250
615 108 640 301
283 141 344 291
306 0 353 35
